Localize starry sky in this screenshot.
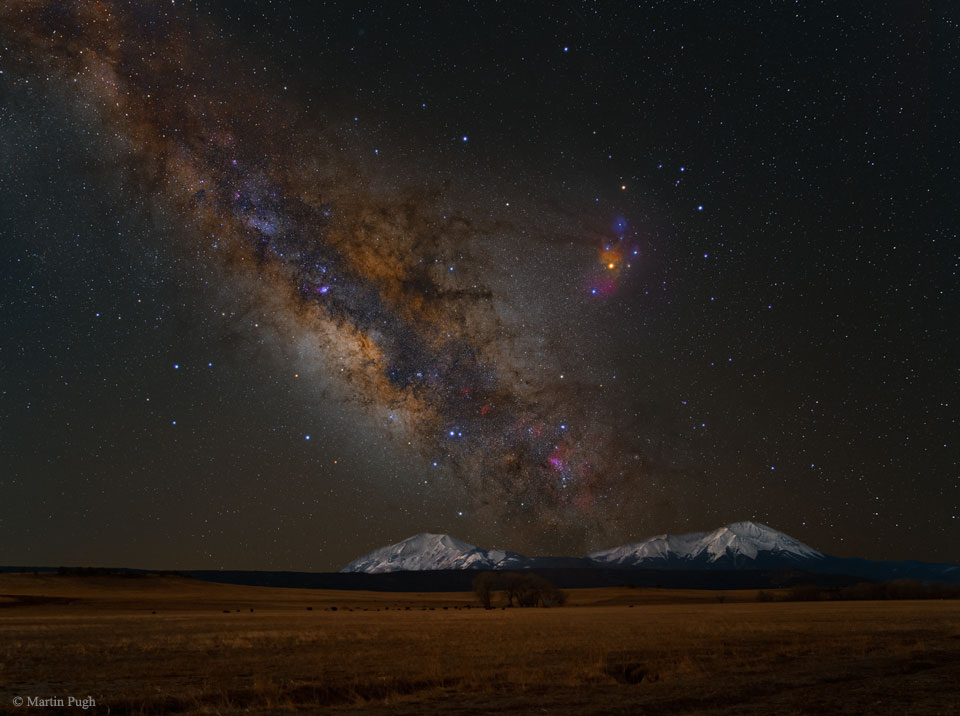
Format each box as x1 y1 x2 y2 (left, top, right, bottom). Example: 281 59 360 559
1 1 957 571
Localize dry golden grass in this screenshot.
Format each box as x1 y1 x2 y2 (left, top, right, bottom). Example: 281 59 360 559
0 574 958 715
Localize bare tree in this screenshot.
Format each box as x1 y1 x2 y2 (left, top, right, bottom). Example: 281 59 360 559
472 571 496 609
517 574 567 607
502 572 526 607
474 572 567 608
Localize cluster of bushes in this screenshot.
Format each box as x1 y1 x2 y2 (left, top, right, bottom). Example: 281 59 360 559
472 571 567 608
759 579 960 603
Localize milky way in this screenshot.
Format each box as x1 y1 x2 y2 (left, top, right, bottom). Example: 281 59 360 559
2 0 657 547
4 0 956 568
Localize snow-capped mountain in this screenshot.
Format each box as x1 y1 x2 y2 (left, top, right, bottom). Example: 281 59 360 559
341 523 820 574
340 533 529 574
338 523 959 583
587 521 824 569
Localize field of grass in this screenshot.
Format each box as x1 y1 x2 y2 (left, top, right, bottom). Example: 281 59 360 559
1 574 958 715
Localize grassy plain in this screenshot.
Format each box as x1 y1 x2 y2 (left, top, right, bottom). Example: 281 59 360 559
0 574 958 715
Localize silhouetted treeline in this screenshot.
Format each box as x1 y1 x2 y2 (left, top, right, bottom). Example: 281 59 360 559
54 567 181 578
760 580 960 602
473 571 567 608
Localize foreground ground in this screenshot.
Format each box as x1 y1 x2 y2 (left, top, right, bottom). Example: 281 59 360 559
0 574 958 715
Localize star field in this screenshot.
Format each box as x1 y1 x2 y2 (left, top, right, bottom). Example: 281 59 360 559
0 1 956 570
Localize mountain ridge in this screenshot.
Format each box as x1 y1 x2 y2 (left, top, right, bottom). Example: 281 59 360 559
340 522 960 584
587 521 824 567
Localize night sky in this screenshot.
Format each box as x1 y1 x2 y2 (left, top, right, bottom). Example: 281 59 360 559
1 1 956 571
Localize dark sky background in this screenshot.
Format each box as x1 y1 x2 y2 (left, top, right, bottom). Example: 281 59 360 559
1 1 956 570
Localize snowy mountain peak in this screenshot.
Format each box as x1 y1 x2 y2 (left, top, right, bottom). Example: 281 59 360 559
399 533 477 554
587 521 822 567
340 533 526 573
336 525 958 582
342 523 824 574
698 522 823 561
